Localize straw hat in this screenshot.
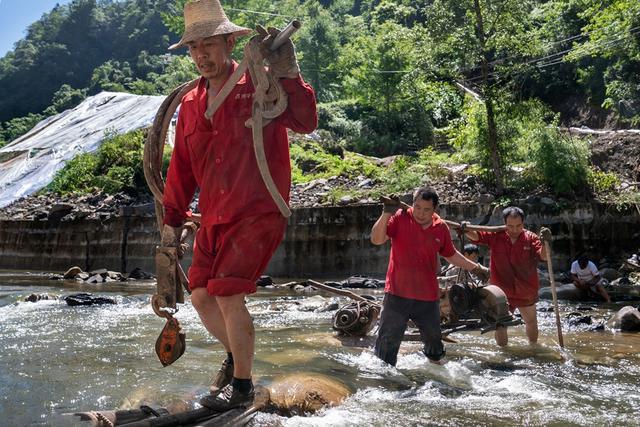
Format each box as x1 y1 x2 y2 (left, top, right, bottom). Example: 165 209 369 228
168 0 251 50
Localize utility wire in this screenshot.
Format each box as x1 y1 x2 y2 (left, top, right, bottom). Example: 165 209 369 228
227 7 296 20
481 12 639 69
463 26 640 83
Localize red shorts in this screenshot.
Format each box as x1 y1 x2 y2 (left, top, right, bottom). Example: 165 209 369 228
188 213 286 296
507 295 538 312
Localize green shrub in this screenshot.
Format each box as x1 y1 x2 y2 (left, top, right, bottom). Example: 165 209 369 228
47 129 147 195
532 129 590 195
588 169 620 193
289 138 382 184
317 99 363 140
47 153 99 194
380 156 424 194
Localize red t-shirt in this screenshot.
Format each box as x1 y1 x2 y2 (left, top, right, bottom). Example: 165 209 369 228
384 209 456 301
473 230 542 306
163 62 318 227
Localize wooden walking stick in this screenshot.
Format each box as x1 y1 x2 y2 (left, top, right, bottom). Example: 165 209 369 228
543 234 564 348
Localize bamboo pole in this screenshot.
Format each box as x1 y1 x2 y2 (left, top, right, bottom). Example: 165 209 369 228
378 196 506 232
544 241 564 348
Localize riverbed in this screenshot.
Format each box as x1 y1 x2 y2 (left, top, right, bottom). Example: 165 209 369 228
1 271 639 426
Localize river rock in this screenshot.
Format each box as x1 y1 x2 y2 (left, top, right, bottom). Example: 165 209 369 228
295 295 339 312
567 313 592 326
86 274 104 284
24 293 57 302
600 268 621 281
606 306 640 332
539 283 586 301
256 275 274 287
127 267 153 280
63 266 83 279
267 373 351 416
63 293 117 306
47 203 73 221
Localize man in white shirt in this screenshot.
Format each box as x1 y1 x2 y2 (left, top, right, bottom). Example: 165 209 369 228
570 255 611 303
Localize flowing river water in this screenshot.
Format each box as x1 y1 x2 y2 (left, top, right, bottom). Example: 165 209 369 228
1 271 639 426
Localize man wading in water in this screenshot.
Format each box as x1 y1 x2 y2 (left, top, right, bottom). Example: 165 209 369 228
370 188 490 366
161 0 317 410
464 207 551 346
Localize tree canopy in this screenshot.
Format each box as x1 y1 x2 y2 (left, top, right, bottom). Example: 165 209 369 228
0 0 638 198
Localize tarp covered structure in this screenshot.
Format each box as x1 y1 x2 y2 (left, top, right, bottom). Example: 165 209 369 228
0 91 174 208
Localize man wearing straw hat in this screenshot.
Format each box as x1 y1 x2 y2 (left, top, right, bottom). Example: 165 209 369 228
161 0 317 410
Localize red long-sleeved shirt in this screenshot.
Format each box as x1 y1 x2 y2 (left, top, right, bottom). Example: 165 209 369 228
163 62 317 227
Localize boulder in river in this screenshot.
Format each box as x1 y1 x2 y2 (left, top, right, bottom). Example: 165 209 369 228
539 283 586 301
63 266 83 279
267 373 351 416
127 267 154 280
607 306 640 332
24 293 56 302
63 293 117 306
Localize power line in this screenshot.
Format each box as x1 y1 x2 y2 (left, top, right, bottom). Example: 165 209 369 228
463 26 640 83
458 11 639 76
227 7 296 20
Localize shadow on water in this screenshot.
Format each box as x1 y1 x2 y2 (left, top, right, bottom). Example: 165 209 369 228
1 271 639 426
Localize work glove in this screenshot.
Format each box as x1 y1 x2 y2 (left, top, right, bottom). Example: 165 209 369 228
471 263 491 283
257 25 300 79
539 227 552 243
381 195 403 215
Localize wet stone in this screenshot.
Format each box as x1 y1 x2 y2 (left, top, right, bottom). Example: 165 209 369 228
63 266 83 279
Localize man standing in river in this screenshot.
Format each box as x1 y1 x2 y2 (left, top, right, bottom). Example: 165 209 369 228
370 188 490 366
160 0 317 410
464 207 550 346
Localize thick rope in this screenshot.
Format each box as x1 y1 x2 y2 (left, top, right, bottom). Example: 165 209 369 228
205 37 291 217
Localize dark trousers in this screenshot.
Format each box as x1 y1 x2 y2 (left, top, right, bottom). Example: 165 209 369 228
374 293 445 366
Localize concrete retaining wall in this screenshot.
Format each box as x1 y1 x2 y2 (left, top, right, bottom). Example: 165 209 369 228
0 202 638 277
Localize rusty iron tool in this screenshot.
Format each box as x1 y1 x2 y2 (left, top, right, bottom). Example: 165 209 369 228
152 245 186 366
155 316 186 367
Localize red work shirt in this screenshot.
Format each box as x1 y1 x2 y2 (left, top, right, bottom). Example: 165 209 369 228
385 209 456 302
473 230 542 306
163 62 317 227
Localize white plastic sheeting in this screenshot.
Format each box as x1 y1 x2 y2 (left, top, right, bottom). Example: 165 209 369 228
0 91 175 208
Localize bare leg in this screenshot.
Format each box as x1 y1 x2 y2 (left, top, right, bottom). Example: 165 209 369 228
573 280 588 291
495 326 508 346
595 284 611 303
518 304 538 344
190 288 231 350
216 293 254 379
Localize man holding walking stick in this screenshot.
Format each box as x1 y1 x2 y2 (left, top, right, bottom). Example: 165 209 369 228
463 207 551 346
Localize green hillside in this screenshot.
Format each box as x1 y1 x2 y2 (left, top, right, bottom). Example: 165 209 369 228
1 0 638 201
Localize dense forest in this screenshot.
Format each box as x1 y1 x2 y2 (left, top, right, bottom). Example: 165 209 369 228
0 0 638 199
